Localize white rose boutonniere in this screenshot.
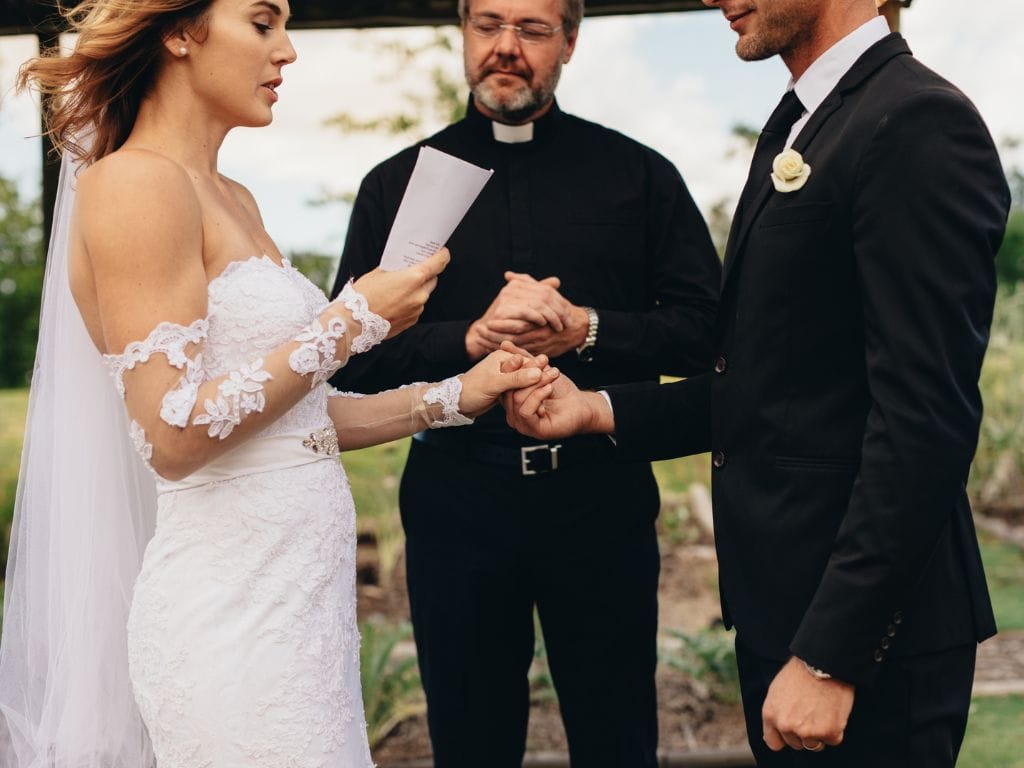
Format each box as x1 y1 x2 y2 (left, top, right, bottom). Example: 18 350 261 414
771 148 811 193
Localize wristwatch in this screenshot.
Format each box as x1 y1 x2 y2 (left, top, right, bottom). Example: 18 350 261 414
576 307 599 362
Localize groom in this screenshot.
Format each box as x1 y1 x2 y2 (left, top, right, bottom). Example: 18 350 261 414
505 0 1011 763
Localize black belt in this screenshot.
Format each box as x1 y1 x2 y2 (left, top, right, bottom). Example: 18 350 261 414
412 430 615 476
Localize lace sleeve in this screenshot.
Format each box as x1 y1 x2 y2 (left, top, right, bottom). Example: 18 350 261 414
336 280 390 354
101 277 391 478
325 376 473 451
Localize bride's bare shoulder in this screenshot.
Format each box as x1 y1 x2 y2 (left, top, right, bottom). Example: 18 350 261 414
76 148 203 265
79 148 194 198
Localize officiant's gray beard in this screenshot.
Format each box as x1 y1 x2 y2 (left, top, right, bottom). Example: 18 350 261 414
468 62 563 124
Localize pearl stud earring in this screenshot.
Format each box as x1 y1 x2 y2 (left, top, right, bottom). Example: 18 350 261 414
179 47 188 56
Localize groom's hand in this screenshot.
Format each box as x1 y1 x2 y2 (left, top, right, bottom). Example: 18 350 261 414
457 348 556 419
498 341 615 440
761 657 854 753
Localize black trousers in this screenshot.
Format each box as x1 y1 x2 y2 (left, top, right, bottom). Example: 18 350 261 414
735 638 977 767
400 438 661 768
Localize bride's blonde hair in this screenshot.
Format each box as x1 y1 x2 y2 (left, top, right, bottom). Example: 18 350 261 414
18 0 214 164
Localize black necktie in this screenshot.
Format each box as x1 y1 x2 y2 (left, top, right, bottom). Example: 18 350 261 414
734 90 805 222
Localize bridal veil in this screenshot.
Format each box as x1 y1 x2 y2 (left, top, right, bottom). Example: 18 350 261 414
0 149 157 766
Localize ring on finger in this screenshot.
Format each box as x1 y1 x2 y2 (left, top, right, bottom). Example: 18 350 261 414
802 740 825 752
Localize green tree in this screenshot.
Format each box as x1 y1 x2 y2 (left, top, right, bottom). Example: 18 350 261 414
315 28 467 211
997 209 1024 288
324 28 466 144
0 174 44 388
287 250 338 294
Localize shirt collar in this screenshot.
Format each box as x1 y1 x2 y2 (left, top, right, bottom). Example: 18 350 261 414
791 15 890 116
465 96 563 144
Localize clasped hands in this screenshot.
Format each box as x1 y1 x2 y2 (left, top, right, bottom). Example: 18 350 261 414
466 271 590 360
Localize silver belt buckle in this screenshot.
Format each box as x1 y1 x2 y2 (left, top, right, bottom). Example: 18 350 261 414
520 443 562 476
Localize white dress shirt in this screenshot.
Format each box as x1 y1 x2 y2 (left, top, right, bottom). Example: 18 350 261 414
786 15 891 148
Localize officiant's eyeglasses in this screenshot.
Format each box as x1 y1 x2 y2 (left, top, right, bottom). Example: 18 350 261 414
467 16 563 44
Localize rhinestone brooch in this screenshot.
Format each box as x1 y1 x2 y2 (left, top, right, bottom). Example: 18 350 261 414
303 426 340 456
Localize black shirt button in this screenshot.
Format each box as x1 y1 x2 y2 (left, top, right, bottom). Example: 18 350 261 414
874 649 885 662
886 624 896 637
713 451 726 468
714 356 727 374
880 637 891 650
893 611 903 624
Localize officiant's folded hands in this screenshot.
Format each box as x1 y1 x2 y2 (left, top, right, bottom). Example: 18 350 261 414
466 271 592 359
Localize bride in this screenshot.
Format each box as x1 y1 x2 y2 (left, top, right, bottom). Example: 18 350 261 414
0 1 555 766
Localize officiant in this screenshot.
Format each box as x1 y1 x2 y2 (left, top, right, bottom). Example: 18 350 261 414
330 0 720 764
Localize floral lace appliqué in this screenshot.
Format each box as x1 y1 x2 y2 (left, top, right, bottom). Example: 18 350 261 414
104 319 208 398
424 376 474 428
290 317 348 389
129 419 154 463
338 281 389 355
160 353 207 428
193 358 273 440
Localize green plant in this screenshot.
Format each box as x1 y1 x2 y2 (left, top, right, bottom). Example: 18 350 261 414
0 175 44 388
529 619 558 704
343 441 409 586
660 628 740 703
359 619 425 748
971 286 1024 504
287 250 338 294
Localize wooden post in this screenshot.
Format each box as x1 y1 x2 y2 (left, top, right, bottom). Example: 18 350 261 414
877 0 901 32
37 28 60 259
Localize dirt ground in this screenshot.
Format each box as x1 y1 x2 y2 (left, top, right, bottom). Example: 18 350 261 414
356 522 749 763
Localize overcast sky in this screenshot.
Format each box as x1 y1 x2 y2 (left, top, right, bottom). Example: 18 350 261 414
0 0 1021 260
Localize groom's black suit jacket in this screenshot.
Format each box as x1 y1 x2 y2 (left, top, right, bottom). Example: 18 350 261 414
609 34 1010 685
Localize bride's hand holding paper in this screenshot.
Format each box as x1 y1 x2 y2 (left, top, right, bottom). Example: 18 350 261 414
351 247 451 338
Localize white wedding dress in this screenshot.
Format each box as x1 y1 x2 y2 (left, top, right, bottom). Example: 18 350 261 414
114 256 374 768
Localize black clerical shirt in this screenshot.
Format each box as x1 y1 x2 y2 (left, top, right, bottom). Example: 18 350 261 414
331 98 721 443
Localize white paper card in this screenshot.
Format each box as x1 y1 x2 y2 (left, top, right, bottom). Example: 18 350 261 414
379 146 494 271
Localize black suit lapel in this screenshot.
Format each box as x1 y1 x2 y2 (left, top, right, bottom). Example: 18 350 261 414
722 33 912 290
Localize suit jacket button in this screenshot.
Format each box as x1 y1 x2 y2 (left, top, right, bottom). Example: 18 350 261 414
714 356 728 374
713 451 726 468
880 637 891 650
893 611 903 624
886 624 896 637
874 649 885 662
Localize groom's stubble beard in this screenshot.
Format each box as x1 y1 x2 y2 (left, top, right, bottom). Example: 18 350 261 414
466 56 565 125
734 0 819 62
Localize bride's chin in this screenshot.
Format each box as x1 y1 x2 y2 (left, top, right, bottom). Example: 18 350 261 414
238 112 275 129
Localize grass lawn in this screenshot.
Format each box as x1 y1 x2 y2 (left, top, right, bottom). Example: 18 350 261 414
979 531 1024 631
960 695 1024 767
0 389 29 533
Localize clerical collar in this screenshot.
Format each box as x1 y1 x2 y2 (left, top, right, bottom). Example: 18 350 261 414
492 121 534 144
465 96 563 145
